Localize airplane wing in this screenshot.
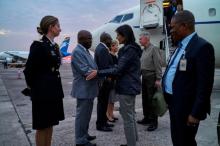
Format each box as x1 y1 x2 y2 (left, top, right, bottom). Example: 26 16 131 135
5 51 29 61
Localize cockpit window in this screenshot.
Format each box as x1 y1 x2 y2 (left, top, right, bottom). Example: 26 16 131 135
109 15 123 23
121 13 133 22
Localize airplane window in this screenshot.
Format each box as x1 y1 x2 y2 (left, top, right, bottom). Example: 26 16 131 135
109 15 123 23
121 13 134 22
209 8 216 17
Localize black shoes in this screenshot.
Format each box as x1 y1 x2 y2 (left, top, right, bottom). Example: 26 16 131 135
108 118 116 123
120 144 127 146
76 142 96 146
106 123 114 127
137 118 151 125
113 117 119 121
147 123 158 131
87 135 96 141
137 118 158 131
96 126 113 132
107 116 118 123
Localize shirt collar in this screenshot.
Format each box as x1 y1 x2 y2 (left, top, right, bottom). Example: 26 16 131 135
78 44 88 52
45 35 55 45
100 42 109 50
180 32 196 50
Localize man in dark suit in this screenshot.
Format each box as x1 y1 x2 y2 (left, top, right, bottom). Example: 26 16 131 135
95 32 114 132
162 10 215 146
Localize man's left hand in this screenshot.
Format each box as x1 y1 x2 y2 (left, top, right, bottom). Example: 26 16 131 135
187 115 200 126
155 80 161 88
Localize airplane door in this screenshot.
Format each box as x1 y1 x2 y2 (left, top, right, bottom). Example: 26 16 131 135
140 0 163 28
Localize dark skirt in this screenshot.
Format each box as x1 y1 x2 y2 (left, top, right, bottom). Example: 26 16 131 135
32 99 65 130
108 89 118 103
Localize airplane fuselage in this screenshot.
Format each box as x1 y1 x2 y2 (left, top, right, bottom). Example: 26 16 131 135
91 0 220 67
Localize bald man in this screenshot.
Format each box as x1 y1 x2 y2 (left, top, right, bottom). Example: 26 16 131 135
162 10 215 146
71 30 98 146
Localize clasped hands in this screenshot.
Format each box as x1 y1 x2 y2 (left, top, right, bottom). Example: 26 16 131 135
86 70 97 80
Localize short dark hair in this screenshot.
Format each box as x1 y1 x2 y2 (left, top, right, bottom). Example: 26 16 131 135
172 10 195 31
100 32 112 42
115 24 135 44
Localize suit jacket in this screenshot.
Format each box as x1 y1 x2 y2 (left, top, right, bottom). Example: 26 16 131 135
162 34 215 120
71 44 98 99
23 35 64 101
94 43 113 70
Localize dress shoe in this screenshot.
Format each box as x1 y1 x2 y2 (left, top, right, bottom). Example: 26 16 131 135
120 144 127 146
76 142 96 146
87 135 96 141
108 119 116 123
137 118 151 125
113 117 118 120
96 126 113 132
147 124 158 131
106 123 114 127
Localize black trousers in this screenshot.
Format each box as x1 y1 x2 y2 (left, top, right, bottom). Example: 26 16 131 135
164 93 199 146
96 80 112 127
142 75 158 123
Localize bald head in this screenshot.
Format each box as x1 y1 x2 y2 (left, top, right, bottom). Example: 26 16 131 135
172 10 195 31
77 30 92 49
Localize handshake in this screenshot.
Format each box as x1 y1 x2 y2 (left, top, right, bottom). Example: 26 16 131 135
86 70 98 80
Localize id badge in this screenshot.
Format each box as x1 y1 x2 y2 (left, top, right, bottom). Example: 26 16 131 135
179 59 187 71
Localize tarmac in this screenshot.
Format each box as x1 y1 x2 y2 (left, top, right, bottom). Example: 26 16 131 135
0 64 219 146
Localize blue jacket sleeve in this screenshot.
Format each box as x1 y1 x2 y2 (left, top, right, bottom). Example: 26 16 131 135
71 50 94 76
97 46 137 77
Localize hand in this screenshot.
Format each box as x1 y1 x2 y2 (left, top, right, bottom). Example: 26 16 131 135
155 80 161 88
187 115 200 126
86 70 97 80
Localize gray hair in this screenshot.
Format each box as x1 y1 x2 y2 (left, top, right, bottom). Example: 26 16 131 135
140 31 151 38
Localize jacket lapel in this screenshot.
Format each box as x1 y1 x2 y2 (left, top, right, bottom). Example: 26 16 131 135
184 34 198 56
78 44 97 69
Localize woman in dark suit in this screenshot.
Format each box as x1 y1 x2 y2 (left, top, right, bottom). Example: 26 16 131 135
23 16 65 146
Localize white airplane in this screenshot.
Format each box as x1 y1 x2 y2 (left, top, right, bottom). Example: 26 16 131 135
0 51 29 63
91 0 220 67
0 37 72 66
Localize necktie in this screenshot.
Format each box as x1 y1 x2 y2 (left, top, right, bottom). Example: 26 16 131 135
163 43 182 78
168 44 182 66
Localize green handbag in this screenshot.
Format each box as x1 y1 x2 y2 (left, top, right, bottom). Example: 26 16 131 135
152 88 168 117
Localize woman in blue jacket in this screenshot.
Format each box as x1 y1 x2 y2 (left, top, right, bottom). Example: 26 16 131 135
87 24 142 146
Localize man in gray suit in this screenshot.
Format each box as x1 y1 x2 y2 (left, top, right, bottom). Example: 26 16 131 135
71 30 98 146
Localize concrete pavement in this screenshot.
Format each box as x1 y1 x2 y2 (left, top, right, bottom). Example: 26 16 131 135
0 64 219 146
